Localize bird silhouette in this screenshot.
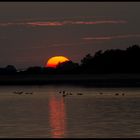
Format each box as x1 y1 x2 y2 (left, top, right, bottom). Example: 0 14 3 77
77 93 83 95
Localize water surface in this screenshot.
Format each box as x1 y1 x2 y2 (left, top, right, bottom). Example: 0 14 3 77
0 85 139 138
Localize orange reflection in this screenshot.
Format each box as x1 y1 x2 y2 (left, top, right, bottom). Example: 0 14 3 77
49 96 66 138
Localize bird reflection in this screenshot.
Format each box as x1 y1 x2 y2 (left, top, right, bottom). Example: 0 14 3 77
49 96 66 138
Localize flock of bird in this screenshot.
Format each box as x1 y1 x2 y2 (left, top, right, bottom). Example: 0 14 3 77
59 90 125 98
58 90 83 97
99 92 125 96
13 91 33 95
12 90 125 97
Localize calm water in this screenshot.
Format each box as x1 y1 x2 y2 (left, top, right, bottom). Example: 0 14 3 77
0 85 139 138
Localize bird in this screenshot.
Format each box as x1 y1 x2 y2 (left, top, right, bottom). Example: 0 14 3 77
25 92 33 95
18 91 23 94
122 93 125 96
77 93 83 95
115 93 119 96
13 91 23 95
62 94 67 97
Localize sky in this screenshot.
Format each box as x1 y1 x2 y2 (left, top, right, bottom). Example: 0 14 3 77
0 2 140 69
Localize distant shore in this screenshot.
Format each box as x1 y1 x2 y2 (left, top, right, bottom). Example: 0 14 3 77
0 74 140 87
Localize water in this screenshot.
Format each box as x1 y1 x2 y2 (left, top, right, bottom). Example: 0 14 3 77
0 85 139 138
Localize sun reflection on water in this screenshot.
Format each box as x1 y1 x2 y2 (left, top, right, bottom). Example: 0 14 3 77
49 96 66 138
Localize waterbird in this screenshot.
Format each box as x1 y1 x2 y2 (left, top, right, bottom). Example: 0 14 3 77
13 91 23 95
77 93 83 95
25 92 33 95
62 94 67 97
115 93 119 96
122 93 125 96
18 91 23 94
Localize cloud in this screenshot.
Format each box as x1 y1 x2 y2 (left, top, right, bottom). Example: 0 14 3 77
72 20 126 25
0 19 127 27
83 34 140 40
26 21 63 27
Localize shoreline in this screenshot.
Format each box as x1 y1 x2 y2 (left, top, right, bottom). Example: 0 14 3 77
0 74 140 87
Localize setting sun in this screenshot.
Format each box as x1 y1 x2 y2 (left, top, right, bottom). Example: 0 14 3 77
46 56 70 68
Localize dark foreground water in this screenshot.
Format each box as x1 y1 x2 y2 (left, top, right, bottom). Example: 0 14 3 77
0 85 139 138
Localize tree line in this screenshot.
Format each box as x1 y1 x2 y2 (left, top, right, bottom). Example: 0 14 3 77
1 44 140 75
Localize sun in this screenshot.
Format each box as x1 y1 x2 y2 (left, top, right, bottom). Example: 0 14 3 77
45 56 70 68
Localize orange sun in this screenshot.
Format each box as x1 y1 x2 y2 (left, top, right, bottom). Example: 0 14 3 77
45 56 70 68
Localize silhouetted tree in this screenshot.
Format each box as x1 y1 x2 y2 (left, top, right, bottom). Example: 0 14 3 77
80 44 140 74
5 65 17 73
25 66 44 74
56 61 80 74
81 53 93 66
8 44 140 75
